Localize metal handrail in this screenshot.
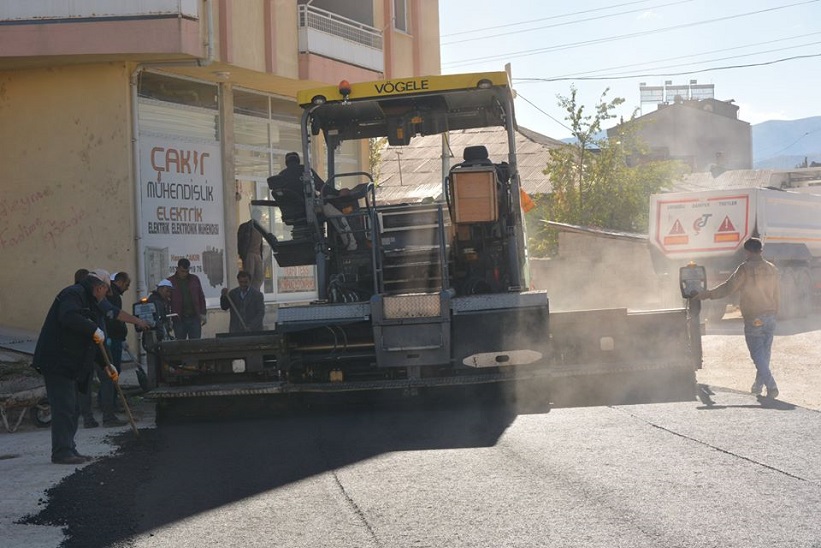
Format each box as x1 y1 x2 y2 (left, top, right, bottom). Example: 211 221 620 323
297 4 383 49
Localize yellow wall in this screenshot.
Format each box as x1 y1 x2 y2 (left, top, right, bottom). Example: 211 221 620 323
0 63 134 330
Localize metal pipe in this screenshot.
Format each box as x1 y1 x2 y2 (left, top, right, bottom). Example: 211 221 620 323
294 342 375 352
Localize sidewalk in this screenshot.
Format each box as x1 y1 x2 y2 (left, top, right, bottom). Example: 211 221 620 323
0 366 156 548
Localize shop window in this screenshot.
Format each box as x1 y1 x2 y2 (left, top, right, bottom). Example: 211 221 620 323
234 90 314 300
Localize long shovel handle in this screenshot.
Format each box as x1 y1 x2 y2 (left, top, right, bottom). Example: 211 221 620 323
97 340 140 437
224 290 250 332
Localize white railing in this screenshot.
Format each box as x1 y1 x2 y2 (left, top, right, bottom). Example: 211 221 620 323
298 4 382 50
0 0 198 21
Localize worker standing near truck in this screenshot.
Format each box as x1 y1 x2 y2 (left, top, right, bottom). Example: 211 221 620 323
697 237 780 399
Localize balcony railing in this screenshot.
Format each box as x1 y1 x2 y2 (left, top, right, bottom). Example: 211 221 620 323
297 4 383 72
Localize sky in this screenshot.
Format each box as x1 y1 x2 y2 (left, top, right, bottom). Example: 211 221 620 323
438 0 821 140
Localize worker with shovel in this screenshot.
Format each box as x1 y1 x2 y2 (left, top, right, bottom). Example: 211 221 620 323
32 269 133 464
220 270 265 333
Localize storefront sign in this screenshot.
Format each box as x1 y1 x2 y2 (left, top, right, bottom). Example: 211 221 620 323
139 136 225 301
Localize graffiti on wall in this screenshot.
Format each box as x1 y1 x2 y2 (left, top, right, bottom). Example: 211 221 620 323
0 187 91 252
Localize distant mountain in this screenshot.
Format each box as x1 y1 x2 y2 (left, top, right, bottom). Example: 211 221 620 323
752 117 821 169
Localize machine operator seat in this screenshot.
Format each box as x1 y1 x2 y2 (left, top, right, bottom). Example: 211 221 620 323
265 173 316 266
457 145 510 183
461 145 494 167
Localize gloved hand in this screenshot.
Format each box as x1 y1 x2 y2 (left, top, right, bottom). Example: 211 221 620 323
200 314 208 326
105 365 119 383
92 328 105 344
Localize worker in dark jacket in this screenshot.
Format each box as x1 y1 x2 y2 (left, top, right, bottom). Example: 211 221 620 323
167 258 207 339
32 269 122 464
220 271 265 333
106 272 131 372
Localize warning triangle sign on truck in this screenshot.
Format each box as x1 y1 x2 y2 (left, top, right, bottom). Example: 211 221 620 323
717 216 736 232
669 219 685 234
664 219 688 245
714 215 740 243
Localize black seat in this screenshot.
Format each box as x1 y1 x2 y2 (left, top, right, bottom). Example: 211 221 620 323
265 174 316 267
266 175 307 227
461 145 494 167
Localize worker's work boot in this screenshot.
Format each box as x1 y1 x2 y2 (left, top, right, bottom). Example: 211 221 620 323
766 385 779 400
83 415 99 428
52 454 87 465
750 382 763 396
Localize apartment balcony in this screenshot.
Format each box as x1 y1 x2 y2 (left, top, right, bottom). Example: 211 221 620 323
0 0 202 63
298 4 383 74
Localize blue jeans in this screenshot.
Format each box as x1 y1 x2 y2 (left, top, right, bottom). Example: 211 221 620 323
744 313 776 389
173 315 202 340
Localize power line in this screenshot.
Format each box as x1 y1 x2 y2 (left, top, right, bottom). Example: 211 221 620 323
442 0 693 46
542 31 821 80
441 0 657 38
512 52 821 82
515 92 573 133
443 0 820 68
758 128 821 162
558 41 821 80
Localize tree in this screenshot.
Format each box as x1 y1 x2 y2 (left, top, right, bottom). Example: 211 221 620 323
369 137 387 184
531 86 685 256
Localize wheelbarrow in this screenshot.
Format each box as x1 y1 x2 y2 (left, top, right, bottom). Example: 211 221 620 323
0 386 51 433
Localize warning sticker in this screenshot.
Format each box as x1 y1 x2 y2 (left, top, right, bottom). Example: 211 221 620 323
653 193 750 253
663 219 689 245
714 215 740 243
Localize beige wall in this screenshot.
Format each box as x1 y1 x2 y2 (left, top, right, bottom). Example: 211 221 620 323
0 63 134 331
230 0 267 72
271 0 299 78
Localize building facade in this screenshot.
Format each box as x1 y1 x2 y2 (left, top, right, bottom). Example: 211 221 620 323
0 0 440 332
609 97 752 173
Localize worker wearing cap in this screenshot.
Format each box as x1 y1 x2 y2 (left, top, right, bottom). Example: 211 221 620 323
697 237 781 399
32 269 124 464
147 279 174 338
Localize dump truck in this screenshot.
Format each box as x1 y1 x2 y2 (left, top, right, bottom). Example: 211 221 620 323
649 187 821 322
141 71 701 418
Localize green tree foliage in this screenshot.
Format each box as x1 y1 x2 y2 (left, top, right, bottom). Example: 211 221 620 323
532 86 685 256
369 137 387 184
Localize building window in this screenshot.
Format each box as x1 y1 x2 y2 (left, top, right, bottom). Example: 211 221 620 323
393 0 407 32
233 90 316 300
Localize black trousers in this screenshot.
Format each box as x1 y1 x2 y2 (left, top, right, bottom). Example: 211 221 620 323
78 366 116 420
43 372 80 460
